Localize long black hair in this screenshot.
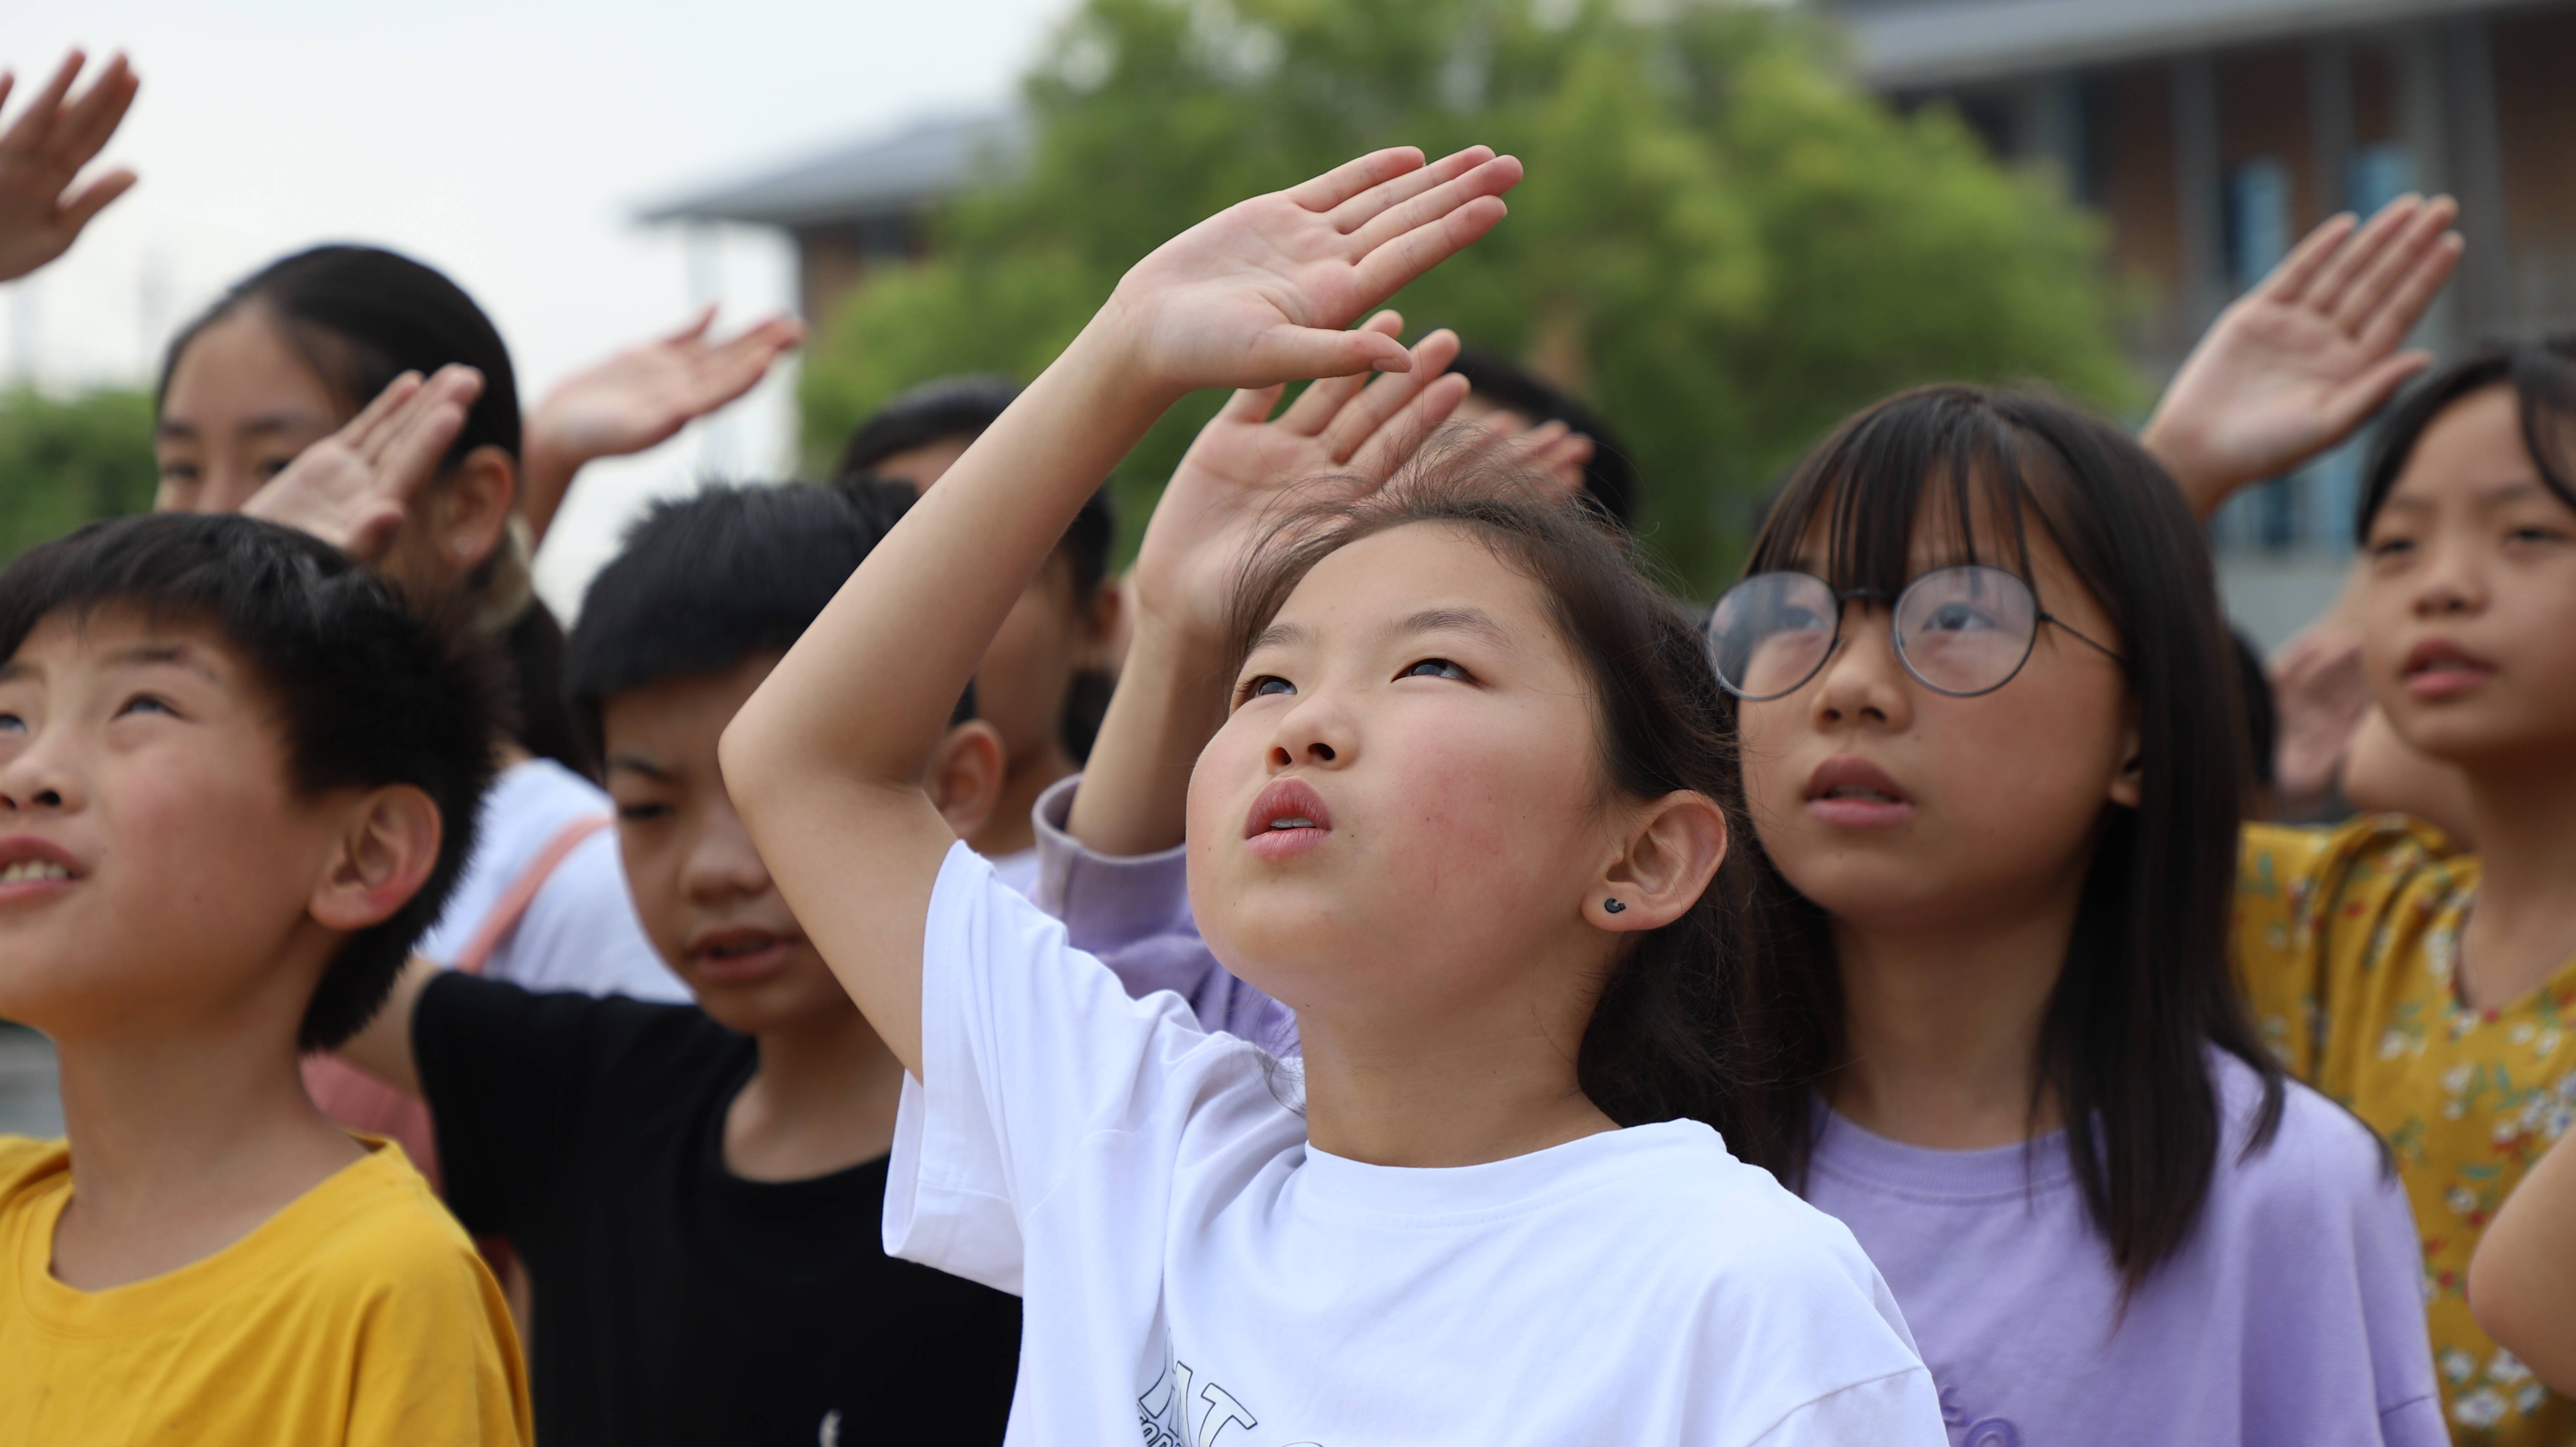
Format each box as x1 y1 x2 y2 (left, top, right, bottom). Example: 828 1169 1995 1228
1224 440 1758 1130
2357 334 2576 538
1721 384 2285 1290
158 244 591 776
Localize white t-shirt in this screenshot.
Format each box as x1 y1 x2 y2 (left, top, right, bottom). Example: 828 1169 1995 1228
417 758 686 1003
888 844 1946 1446
983 845 1041 897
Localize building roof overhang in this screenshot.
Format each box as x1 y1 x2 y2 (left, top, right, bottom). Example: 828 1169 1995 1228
1838 0 2506 90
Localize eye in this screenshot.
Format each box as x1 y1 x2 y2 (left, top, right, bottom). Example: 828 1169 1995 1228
1237 674 1295 704
1918 602 2002 633
113 693 177 720
257 455 298 482
617 801 675 824
156 460 200 484
2505 523 2570 546
1400 657 1470 681
0 711 23 735
2366 534 2417 562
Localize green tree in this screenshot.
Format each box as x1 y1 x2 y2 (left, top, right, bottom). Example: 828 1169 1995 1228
801 0 2135 591
0 386 156 560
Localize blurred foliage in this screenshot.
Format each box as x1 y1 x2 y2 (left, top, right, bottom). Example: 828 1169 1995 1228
800 0 2137 592
0 387 156 562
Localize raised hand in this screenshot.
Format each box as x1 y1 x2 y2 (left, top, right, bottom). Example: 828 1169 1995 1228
519 308 804 543
2144 194 2461 518
0 50 140 283
1100 145 1522 396
243 366 484 561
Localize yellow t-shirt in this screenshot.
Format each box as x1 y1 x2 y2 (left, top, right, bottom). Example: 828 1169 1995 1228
0 1133 532 1446
2238 817 2576 1446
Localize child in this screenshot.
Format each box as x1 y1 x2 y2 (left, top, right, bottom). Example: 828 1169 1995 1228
834 377 1122 887
1050 372 2445 1441
0 512 529 1442
334 480 1023 1446
723 144 1944 1443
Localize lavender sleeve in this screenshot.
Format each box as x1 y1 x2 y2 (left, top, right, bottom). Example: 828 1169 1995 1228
1028 776 1300 1055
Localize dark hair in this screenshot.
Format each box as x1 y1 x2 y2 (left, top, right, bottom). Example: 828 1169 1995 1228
566 479 970 766
2357 335 2576 540
1224 437 1754 1130
1445 346 1639 528
1727 384 2285 1289
2231 631 2277 794
834 374 1115 759
157 244 593 777
0 513 498 1050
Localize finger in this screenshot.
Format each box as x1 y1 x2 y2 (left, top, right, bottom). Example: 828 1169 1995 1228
2355 235 2462 354
664 304 717 347
2323 352 2436 434
1218 384 1287 425
1250 324 1414 383
2307 194 2423 319
1276 312 1404 433
56 169 136 235
1348 372 1472 481
5 51 85 151
362 366 481 464
2263 212 2357 306
374 396 473 503
2337 201 2460 336
0 74 17 123
1348 153 1524 256
1321 328 1463 462
1350 188 1515 310
1286 147 1425 213
59 54 137 161
344 503 410 565
1328 146 1493 234
343 372 427 454
689 331 793 408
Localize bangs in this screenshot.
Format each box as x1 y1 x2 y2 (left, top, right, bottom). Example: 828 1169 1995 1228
1747 385 2084 599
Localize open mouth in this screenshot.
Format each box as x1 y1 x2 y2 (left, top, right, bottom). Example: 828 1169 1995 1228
1804 756 1915 828
0 837 80 903
2400 638 2495 700
1243 778 1334 859
685 925 801 982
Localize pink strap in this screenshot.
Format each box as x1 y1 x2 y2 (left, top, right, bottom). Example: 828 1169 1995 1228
454 816 612 976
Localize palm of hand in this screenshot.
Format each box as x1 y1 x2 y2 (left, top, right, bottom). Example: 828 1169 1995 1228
1118 204 1380 392
0 155 77 276
242 440 400 558
2181 301 2377 465
1136 412 1360 639
543 347 703 455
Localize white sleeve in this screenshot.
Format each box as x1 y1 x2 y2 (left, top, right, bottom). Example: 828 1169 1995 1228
885 842 1269 1295
1745 1370 1947 1447
481 831 689 1003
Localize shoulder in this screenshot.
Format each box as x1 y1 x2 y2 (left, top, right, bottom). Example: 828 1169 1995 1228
2210 1051 2394 1212
293 1148 504 1308
418 971 730 1087
0 1136 66 1203
1599 1124 1893 1298
2242 816 2463 906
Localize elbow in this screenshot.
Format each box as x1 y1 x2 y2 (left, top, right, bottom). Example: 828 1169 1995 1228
717 697 788 814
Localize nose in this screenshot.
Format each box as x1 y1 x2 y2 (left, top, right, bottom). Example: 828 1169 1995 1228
1807 603 1914 732
0 729 81 815
1264 688 1357 773
2408 530 2488 620
679 798 773 904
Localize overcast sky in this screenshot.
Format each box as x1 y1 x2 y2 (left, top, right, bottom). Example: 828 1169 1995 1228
3 0 1073 612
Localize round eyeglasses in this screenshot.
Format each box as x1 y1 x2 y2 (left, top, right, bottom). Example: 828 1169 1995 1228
1705 565 2122 701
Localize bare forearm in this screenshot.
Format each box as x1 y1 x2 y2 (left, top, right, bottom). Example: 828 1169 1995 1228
2471 1134 2576 1392
516 439 579 546
1066 619 1230 856
2137 414 2242 523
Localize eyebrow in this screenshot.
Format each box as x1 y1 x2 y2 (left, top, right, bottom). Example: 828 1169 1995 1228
1383 606 1511 648
155 411 336 442
604 754 675 781
1250 620 1312 654
106 643 223 681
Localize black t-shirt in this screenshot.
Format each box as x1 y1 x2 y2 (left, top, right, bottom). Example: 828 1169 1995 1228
414 973 1020 1446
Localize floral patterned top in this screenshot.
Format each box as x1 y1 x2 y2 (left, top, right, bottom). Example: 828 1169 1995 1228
2238 816 2576 1446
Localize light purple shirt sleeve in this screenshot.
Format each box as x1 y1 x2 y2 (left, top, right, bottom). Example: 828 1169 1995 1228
1028 776 1300 1055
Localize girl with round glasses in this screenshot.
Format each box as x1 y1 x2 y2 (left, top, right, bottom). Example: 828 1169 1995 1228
1707 384 2441 1446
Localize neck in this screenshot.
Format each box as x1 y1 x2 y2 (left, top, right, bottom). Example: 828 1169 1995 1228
2456 752 2576 1009
1828 895 2077 1150
1293 965 1618 1169
49 1013 360 1290
724 1004 907 1182
972 743 1074 859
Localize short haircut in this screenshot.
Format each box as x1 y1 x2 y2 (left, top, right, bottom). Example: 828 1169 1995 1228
565 479 971 766
1445 346 1640 529
831 374 1115 599
2357 334 2576 540
0 513 500 1050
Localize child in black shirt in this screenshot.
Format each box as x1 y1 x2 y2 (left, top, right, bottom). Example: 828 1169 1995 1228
338 480 1020 1445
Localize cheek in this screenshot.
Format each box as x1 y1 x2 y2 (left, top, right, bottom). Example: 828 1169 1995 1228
617 833 690 967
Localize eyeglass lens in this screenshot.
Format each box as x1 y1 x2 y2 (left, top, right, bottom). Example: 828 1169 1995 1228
1706 566 2041 699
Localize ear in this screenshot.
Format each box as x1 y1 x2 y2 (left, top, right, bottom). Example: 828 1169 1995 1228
2108 714 2144 810
926 719 1008 842
309 785 443 933
428 444 518 570
1585 790 1729 933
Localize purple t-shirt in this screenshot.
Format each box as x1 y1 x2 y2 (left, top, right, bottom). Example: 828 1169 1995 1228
1029 776 2448 1447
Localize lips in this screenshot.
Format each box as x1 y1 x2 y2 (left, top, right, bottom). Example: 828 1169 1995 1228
1243 777 1333 861
1804 755 1915 830
684 923 802 985
2399 637 2496 701
0 835 80 906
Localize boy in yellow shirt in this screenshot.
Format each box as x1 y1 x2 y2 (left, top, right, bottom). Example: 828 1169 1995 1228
0 510 531 1444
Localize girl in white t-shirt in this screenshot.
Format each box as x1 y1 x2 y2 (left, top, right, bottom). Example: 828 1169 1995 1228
724 146 1944 1445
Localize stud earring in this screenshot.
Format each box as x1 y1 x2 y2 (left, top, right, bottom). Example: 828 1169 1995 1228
1603 898 1626 914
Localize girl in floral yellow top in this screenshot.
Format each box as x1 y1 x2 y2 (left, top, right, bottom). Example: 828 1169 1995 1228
2152 258 2576 1439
